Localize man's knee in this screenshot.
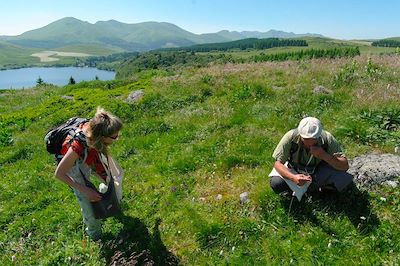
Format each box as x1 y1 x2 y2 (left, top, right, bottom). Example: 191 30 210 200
315 162 354 192
335 172 354 192
270 176 290 193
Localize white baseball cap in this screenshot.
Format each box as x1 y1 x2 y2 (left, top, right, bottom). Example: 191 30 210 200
297 117 322 139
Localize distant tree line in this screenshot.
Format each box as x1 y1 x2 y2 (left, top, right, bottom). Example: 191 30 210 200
116 51 232 79
82 52 139 66
371 39 400 47
252 47 360 62
74 52 140 71
165 38 308 52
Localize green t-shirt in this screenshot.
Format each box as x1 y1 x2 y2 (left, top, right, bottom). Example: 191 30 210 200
272 129 344 172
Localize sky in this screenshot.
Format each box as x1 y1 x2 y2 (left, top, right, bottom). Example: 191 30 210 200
0 0 399 40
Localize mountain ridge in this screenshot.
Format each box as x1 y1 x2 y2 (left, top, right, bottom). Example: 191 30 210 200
0 17 325 52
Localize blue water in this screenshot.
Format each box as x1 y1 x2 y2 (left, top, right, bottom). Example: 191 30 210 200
0 67 115 89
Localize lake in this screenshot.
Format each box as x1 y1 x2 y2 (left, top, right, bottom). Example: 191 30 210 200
0 67 115 90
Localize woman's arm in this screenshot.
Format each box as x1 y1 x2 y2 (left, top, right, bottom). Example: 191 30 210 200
55 147 102 202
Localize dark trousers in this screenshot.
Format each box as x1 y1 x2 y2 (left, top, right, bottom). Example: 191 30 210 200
270 162 354 194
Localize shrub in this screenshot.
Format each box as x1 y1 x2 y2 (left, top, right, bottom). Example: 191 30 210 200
0 123 13 147
333 60 359 88
336 108 400 145
364 58 383 80
360 108 400 131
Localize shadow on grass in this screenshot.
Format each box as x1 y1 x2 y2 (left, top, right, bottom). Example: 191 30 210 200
100 215 179 265
280 184 380 235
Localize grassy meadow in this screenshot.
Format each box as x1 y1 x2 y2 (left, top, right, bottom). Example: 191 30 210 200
1 54 400 265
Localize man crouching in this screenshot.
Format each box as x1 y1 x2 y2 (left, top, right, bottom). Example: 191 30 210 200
269 117 353 199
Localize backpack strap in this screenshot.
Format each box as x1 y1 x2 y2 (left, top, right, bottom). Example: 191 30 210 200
73 129 89 162
56 128 89 164
288 129 300 167
98 154 112 184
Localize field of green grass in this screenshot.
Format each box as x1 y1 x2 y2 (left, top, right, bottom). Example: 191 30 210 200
0 41 41 68
55 44 123 56
1 54 400 265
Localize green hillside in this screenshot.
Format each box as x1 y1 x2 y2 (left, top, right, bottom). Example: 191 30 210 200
3 18 218 51
0 41 40 68
0 17 328 55
10 17 100 43
1 54 400 264
55 43 123 55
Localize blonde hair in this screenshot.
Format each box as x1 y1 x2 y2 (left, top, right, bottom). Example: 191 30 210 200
86 107 123 154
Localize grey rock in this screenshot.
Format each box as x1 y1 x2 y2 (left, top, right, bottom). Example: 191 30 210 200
240 192 249 204
61 95 74 100
348 153 400 189
125 90 144 103
272 86 285 91
313 85 333 95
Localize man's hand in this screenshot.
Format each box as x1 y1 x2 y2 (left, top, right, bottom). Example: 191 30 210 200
310 146 349 171
293 174 312 186
309 145 327 160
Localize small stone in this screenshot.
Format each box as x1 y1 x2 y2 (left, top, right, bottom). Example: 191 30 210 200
219 250 224 256
12 255 16 262
360 216 366 221
125 90 144 103
61 95 74 100
118 239 123 244
395 146 400 153
240 192 249 204
313 85 333 94
272 86 285 91
216 194 223 200
199 197 206 202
